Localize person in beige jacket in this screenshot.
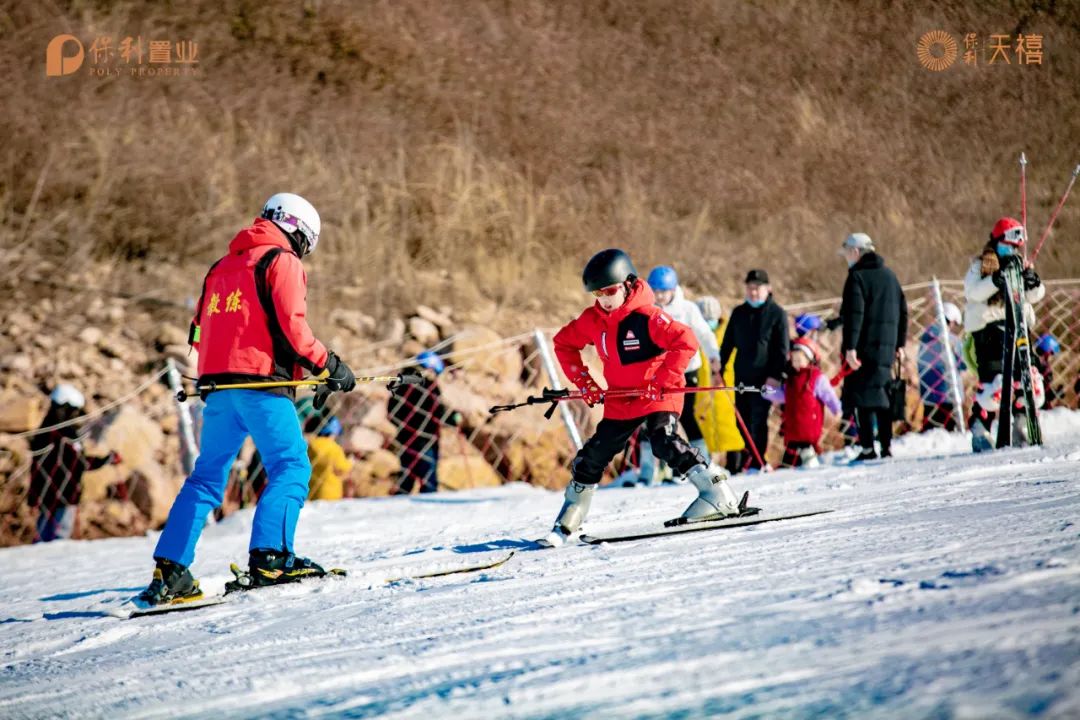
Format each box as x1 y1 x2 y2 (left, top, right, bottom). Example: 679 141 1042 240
963 217 1045 452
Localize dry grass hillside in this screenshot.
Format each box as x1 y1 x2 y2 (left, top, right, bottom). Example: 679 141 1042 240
3 0 1080 337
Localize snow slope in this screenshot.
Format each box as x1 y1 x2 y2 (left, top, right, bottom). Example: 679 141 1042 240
2 412 1079 719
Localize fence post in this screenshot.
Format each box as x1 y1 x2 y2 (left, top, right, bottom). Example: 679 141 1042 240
533 329 584 450
931 277 968 432
165 358 199 474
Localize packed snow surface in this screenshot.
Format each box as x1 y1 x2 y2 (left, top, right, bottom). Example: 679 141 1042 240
2 410 1079 719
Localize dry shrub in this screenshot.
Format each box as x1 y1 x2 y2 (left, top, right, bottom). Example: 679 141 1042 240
1 0 1078 332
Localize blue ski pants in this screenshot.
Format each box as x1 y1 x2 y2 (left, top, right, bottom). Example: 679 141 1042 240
154 390 310 567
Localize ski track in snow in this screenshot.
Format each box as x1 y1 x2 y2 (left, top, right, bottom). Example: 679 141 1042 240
1 410 1079 719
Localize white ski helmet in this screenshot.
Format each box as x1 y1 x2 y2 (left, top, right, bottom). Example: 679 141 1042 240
50 384 85 409
261 193 321 255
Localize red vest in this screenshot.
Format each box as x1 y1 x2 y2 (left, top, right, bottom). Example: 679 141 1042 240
783 366 825 445
191 219 328 382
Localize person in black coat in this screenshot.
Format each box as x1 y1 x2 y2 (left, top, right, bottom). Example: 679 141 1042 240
388 351 461 493
28 385 121 542
838 233 908 461
719 269 790 471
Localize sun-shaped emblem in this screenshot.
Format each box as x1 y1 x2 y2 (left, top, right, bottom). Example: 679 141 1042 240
917 30 959 71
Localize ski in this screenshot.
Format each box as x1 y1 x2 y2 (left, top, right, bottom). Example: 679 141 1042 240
384 550 515 582
996 257 1043 448
106 552 515 618
580 509 834 544
110 594 229 619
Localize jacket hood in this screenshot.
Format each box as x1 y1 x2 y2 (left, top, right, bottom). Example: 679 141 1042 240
852 251 885 271
228 218 293 255
597 278 655 320
656 285 686 311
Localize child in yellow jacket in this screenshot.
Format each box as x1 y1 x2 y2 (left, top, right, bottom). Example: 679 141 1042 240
307 417 353 501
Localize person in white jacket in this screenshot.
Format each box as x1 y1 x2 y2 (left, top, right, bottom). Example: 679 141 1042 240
963 216 1045 452
646 266 721 460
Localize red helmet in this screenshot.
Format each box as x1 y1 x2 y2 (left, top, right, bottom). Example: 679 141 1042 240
990 217 1025 247
792 336 819 363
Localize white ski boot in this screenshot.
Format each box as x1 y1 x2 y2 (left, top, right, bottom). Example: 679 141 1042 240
539 480 595 548
681 463 741 520
798 447 821 468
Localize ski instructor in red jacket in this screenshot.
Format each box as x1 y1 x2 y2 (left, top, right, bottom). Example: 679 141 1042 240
541 249 744 546
139 193 357 607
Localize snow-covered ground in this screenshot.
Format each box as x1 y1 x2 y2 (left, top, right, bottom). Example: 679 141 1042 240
2 412 1079 719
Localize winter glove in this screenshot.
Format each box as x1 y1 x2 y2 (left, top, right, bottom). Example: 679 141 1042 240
642 382 663 402
575 372 605 407
1022 266 1041 291
323 352 356 393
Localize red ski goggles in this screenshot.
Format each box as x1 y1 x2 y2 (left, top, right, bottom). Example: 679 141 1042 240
591 285 622 298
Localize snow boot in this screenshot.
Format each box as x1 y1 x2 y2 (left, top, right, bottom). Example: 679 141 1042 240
798 447 821 468
680 463 740 520
138 558 202 606
848 448 877 464
542 480 596 547
971 420 993 453
245 549 328 587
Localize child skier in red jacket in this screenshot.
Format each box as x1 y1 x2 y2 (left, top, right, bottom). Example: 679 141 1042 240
542 249 744 546
762 337 842 468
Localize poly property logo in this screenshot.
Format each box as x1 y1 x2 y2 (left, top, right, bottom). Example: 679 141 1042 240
46 32 200 78
916 30 1044 71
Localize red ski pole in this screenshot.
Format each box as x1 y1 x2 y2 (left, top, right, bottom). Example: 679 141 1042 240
1020 152 1028 258
1032 163 1080 262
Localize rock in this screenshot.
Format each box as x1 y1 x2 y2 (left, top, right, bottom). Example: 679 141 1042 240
344 426 384 454
4 354 32 373
382 317 406 345
438 378 495 428
0 394 44 433
78 327 104 346
407 317 441 346
93 405 164 474
401 339 425 358
125 464 183 528
436 453 503 491
77 499 149 540
416 305 454 335
333 309 376 335
156 324 188 348
449 326 523 384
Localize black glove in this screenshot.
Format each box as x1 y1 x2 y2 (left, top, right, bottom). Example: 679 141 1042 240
1022 266 1041 291
323 351 356 392
991 269 1006 290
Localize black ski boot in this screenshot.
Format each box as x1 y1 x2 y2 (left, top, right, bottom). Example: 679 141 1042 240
225 549 331 594
138 558 202 606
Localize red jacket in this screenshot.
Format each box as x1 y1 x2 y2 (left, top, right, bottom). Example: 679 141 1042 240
783 366 825 446
191 219 329 384
553 279 698 420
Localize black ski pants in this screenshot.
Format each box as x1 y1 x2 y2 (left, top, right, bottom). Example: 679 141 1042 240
571 412 706 485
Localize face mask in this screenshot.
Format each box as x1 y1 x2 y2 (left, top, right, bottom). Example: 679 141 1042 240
747 298 765 308
707 319 719 331
996 242 1019 257
846 258 856 268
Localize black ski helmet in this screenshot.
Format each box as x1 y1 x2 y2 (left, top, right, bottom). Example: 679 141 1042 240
582 249 637 292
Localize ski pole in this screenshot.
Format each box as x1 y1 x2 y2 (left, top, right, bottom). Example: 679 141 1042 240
1020 152 1028 259
488 384 766 418
1031 163 1080 262
175 373 423 402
